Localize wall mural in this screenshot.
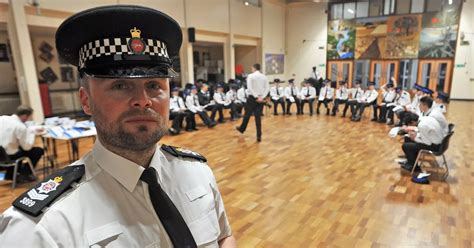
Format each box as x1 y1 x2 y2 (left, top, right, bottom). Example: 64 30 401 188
355 17 388 59
385 15 422 59
327 20 355 60
419 8 460 58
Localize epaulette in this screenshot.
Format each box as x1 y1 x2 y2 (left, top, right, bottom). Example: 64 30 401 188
161 145 207 162
13 165 85 217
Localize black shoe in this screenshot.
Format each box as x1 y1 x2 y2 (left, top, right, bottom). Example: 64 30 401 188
257 137 261 142
185 128 193 132
316 110 320 115
341 114 346 117
218 120 225 123
310 113 313 116
208 122 216 128
274 113 278 116
192 127 199 131
287 112 292 115
326 109 330 115
235 126 244 134
371 118 378 122
378 119 386 123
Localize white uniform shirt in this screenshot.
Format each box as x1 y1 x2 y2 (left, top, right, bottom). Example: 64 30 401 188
236 88 248 103
433 102 447 114
425 108 449 137
300 86 316 100
381 89 397 103
335 87 349 100
396 91 411 107
318 86 334 101
0 141 232 247
360 89 379 103
0 115 36 155
284 85 300 102
186 94 204 113
415 116 444 145
409 94 422 115
270 85 285 100
349 87 364 102
213 92 231 106
246 71 269 97
226 90 240 104
170 96 187 112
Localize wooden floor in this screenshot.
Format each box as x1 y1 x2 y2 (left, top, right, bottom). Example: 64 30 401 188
1 101 473 247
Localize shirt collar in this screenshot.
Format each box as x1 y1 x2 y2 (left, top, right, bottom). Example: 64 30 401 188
92 140 146 192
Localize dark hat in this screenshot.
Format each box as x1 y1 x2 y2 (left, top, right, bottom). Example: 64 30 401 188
171 87 179 92
437 91 449 102
217 83 224 88
387 83 394 88
368 81 376 86
354 80 361 85
421 87 433 95
190 85 197 90
273 78 281 83
413 84 422 90
288 78 295 83
395 86 402 92
339 81 346 85
56 5 182 78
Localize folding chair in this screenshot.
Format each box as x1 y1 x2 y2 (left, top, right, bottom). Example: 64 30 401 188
0 146 37 189
411 124 455 180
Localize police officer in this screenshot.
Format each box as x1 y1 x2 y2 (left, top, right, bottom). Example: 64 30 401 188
269 78 286 115
331 81 349 116
352 81 379 122
284 78 301 115
169 87 195 134
0 6 236 248
343 80 364 117
434 91 449 114
198 83 222 123
374 83 396 123
317 79 334 115
214 84 237 121
299 80 317 115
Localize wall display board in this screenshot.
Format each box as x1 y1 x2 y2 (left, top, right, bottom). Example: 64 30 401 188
327 20 356 60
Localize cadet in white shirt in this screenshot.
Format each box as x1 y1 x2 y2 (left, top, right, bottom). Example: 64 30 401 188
396 84 424 126
374 83 397 123
434 91 449 114
343 80 364 117
299 80 317 116
317 80 335 115
0 106 43 182
214 84 237 121
198 84 222 123
269 78 286 115
284 79 301 115
331 81 349 116
186 86 217 128
169 87 195 134
388 86 411 126
0 6 237 248
352 81 379 122
226 85 244 117
419 96 449 137
236 85 248 105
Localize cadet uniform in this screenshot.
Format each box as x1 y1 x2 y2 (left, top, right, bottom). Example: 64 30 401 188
284 79 301 115
317 80 335 115
374 84 396 123
0 6 233 247
169 88 195 133
299 82 317 115
352 82 378 121
213 85 237 121
269 79 286 115
343 81 364 117
198 87 222 123
331 81 349 116
388 87 411 126
434 91 449 114
186 87 217 128
226 88 243 118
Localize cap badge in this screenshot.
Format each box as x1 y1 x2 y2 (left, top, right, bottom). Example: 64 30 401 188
128 27 145 54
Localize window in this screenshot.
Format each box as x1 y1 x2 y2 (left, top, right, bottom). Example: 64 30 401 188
343 2 356 19
426 0 443 12
411 0 424 13
369 0 383 17
396 0 411 14
356 0 369 18
331 4 343 20
384 0 395 15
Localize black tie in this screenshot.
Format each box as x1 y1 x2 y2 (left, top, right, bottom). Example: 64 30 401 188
306 88 310 97
277 87 280 95
291 87 294 97
354 89 358 99
140 167 197 248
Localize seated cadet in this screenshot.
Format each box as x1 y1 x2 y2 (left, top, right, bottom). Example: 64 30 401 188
374 82 396 123
299 80 317 115
434 91 449 114
284 78 301 115
419 96 449 137
269 78 286 115
169 87 195 134
0 105 44 183
352 81 379 122
198 83 222 123
237 84 248 114
387 86 411 126
186 86 217 128
317 79 334 115
214 84 237 121
226 85 244 118
343 80 364 117
331 81 349 116
396 84 424 126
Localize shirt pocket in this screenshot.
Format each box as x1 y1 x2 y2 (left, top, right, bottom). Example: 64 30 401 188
188 209 220 247
85 221 124 248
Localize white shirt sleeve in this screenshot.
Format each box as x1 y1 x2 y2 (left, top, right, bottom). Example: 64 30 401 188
185 95 199 113
16 125 35 151
367 90 379 103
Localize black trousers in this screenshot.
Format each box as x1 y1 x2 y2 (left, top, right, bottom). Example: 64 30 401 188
354 101 376 118
205 104 222 122
402 142 440 167
385 106 396 122
170 111 194 131
332 99 347 115
5 147 44 178
317 99 332 113
234 102 244 115
217 103 238 119
376 103 392 121
300 99 315 114
272 98 285 114
344 100 357 116
286 98 301 114
239 96 264 138
396 110 410 126
196 111 214 127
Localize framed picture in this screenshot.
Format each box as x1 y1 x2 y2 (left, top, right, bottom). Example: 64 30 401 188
40 67 58 84
0 44 9 62
60 67 75 82
39 51 54 63
265 54 285 75
40 41 53 53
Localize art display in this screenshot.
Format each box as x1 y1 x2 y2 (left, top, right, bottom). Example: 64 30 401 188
385 15 422 59
40 67 58 84
39 41 54 63
327 20 356 60
355 17 388 59
264 54 284 75
419 9 460 58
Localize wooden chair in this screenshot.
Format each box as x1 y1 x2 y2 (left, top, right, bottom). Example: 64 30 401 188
411 124 455 180
0 146 36 189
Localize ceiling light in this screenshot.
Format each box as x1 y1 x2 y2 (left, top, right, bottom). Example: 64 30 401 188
448 0 453 4
244 1 249 5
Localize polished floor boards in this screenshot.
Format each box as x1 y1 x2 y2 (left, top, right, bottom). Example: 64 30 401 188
1 101 473 247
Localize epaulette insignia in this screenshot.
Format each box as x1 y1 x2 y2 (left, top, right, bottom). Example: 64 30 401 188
161 145 207 162
13 165 85 217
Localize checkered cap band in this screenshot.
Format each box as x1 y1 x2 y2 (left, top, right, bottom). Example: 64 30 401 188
78 37 169 69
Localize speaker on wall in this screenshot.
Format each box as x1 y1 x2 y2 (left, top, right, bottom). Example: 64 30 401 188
188 27 195 43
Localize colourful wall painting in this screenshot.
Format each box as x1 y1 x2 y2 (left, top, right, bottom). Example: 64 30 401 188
419 8 461 58
385 15 422 59
355 17 388 59
327 20 356 60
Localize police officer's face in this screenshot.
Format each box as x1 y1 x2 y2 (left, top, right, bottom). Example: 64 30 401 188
79 77 169 151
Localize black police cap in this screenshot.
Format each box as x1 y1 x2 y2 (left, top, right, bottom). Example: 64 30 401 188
56 5 182 78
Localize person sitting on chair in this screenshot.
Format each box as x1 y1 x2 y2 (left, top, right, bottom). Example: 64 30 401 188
0 105 44 183
300 80 317 116
374 82 396 123
185 86 217 128
284 79 301 115
269 78 286 115
317 79 334 115
198 84 222 123
387 86 411 126
213 84 237 121
343 80 364 118
434 91 449 114
331 81 349 116
352 81 378 122
226 85 243 119
169 87 195 134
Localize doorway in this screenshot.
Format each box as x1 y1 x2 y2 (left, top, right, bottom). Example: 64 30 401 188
234 45 257 81
370 60 399 88
193 42 225 84
417 60 453 93
327 61 353 86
